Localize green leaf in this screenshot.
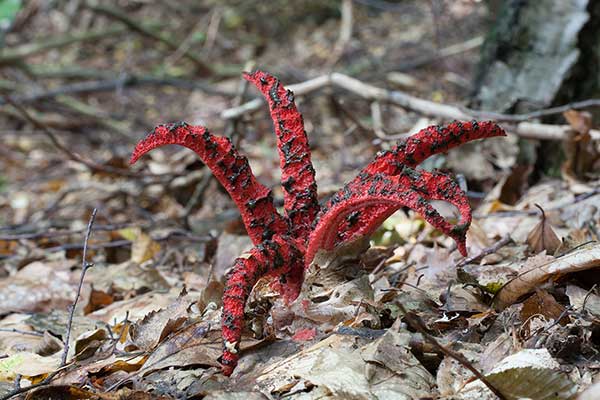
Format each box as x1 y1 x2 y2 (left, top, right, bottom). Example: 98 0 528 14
0 0 21 31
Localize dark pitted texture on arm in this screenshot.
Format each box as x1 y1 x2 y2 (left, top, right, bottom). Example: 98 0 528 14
244 71 319 240
306 120 506 265
366 120 506 174
130 123 288 245
220 234 304 376
305 167 472 266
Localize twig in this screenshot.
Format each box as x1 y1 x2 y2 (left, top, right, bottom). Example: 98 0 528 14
456 235 513 268
1 74 233 106
221 72 600 141
225 59 255 138
0 26 126 65
0 328 44 337
19 230 211 254
52 95 130 138
397 303 508 400
61 208 97 366
352 0 420 13
203 6 223 52
370 101 387 139
328 0 353 66
0 209 98 400
85 1 212 76
2 96 172 179
0 221 148 241
465 98 600 122
582 284 598 313
390 36 484 72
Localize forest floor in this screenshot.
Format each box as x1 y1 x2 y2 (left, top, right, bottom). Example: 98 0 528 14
0 1 599 399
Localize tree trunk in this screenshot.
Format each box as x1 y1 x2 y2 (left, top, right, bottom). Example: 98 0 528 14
472 0 600 176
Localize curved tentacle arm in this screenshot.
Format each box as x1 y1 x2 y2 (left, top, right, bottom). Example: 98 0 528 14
305 171 470 267
130 123 288 245
220 235 304 376
365 120 506 175
244 70 320 239
329 167 472 255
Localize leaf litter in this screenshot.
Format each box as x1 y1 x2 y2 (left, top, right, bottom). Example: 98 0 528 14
1 2 600 399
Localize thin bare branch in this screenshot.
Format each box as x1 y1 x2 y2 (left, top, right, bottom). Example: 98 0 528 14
61 208 97 366
398 303 508 400
221 72 600 141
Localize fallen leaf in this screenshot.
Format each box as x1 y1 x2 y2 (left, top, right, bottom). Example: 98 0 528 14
494 242 600 310
129 229 161 264
579 381 600 400
0 352 60 380
526 204 562 255
0 261 80 314
140 322 220 374
520 289 569 330
462 348 577 400
130 288 194 351
566 284 600 319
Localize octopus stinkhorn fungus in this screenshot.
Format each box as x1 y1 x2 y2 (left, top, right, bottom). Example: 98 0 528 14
130 70 506 375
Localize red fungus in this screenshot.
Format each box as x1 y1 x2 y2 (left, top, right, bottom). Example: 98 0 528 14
130 123 288 245
243 70 319 239
130 70 506 376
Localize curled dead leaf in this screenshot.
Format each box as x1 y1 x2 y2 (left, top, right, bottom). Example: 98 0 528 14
129 288 193 351
462 348 577 399
494 242 600 310
526 204 562 255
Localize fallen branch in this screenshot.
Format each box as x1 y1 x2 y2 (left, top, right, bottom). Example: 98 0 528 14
2 96 175 179
2 73 234 105
328 0 354 66
390 36 484 72
85 1 212 76
457 235 513 268
0 26 126 65
398 303 508 400
221 72 600 141
0 328 44 337
19 230 212 254
0 221 147 241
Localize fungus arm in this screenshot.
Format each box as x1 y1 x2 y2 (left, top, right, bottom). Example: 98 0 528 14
130 123 288 245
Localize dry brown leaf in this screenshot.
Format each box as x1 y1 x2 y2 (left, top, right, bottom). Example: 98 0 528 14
84 287 114 314
121 228 161 264
25 385 104 400
494 242 600 310
520 290 569 334
204 392 267 400
140 323 221 373
253 330 435 399
89 288 185 324
499 165 533 205
526 204 562 255
86 261 169 296
562 110 599 183
0 316 56 356
130 288 193 352
436 343 484 396
25 385 172 400
0 260 81 314
0 352 60 380
461 348 577 399
566 284 600 319
53 354 145 386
